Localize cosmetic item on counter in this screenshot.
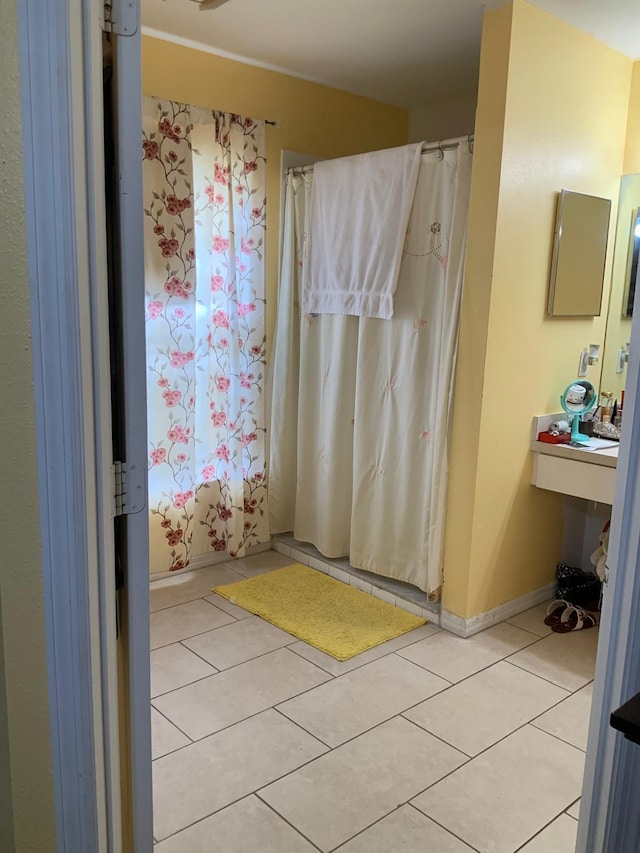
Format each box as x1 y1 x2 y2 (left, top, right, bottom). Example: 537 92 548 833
538 431 571 444
549 420 571 434
600 390 614 424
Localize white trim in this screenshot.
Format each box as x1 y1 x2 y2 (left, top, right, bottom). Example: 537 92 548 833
440 582 557 638
110 12 154 851
140 26 391 105
578 260 640 850
17 0 111 848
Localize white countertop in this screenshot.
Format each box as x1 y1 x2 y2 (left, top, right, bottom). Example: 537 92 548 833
530 437 619 468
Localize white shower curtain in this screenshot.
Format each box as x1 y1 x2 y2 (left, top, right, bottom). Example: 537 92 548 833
269 146 472 596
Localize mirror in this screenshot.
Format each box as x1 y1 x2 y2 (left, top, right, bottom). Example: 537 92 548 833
548 190 612 316
622 207 640 318
600 174 640 397
561 380 597 446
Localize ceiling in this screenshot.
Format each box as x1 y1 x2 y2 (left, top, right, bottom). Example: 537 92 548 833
142 0 640 110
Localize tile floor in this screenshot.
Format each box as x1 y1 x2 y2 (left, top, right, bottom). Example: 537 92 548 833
150 551 596 852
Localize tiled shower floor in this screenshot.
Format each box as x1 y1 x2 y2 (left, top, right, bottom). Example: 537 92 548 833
150 550 596 852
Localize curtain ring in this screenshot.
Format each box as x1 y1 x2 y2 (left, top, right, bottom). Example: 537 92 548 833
468 134 474 153
436 141 444 161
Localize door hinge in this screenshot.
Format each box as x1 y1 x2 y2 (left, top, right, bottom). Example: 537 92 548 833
100 0 138 35
113 461 145 516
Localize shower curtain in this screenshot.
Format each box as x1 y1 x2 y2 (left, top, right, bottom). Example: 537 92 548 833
142 97 269 573
269 146 472 597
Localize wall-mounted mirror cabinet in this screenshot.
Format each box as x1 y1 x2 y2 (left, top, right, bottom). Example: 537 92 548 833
548 190 612 317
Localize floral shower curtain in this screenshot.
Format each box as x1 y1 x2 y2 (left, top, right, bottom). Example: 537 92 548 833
143 97 269 573
269 146 472 596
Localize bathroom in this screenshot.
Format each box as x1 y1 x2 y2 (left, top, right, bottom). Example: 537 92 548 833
143 1 640 850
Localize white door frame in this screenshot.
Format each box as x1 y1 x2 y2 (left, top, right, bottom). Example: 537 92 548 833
578 265 640 849
17 0 151 850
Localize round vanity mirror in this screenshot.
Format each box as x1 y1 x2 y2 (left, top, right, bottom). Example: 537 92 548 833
560 380 597 445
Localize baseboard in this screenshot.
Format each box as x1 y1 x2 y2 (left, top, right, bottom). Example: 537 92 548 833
149 539 272 583
440 581 556 638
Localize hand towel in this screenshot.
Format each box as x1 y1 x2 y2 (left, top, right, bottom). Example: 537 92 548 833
303 143 422 319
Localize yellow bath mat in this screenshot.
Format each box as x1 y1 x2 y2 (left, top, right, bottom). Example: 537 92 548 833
213 563 426 661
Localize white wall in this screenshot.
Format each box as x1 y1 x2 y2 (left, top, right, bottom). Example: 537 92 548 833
408 94 477 143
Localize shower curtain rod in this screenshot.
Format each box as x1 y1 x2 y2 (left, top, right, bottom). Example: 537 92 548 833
287 133 474 175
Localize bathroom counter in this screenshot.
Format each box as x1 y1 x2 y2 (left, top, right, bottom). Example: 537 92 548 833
530 415 619 504
530 437 619 469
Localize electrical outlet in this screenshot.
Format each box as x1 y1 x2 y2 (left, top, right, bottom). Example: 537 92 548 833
617 349 627 373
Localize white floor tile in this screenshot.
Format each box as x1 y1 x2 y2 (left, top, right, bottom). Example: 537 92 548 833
222 551 295 577
532 682 593 751
150 565 243 612
507 629 598 691
204 592 253 620
183 616 296 670
151 708 190 760
288 622 439 677
153 709 327 841
336 805 475 852
397 623 538 683
150 643 217 699
152 648 330 740
150 599 236 650
154 795 316 852
507 601 554 637
567 799 581 820
404 661 569 756
412 725 585 853
519 813 579 852
259 716 466 852
278 654 450 747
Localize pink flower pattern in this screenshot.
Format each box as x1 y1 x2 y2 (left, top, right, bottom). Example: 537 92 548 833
143 99 268 572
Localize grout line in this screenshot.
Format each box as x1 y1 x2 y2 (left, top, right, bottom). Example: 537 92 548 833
152 654 333 744
406 802 483 853
402 711 586 811
271 706 333 749
255 793 324 852
285 625 441 678
151 704 194 750
512 806 578 852
152 725 331 843
149 570 247 613
151 665 219 701
505 657 591 693
152 648 330 708
527 723 587 753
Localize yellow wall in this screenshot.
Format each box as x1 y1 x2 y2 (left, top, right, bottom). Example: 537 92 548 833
443 0 632 618
624 62 640 174
408 94 477 144
142 36 409 346
0 0 57 849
